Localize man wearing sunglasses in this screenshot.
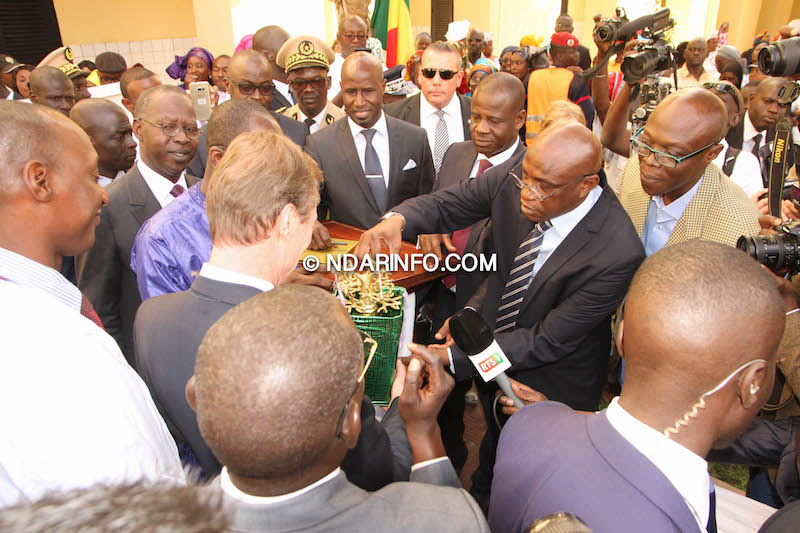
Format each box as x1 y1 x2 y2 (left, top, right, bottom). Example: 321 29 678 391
356 122 645 508
186 49 307 179
277 35 345 134
77 85 201 366
385 41 472 173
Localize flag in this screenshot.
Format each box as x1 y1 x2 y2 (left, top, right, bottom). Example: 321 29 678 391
371 0 414 68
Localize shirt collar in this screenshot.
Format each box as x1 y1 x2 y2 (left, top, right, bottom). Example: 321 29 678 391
137 160 188 203
219 466 341 505
605 397 709 528
420 90 461 122
743 111 761 143
477 138 520 167
548 184 603 239
652 177 703 220
199 262 274 293
0 247 82 311
297 105 329 127
347 112 388 139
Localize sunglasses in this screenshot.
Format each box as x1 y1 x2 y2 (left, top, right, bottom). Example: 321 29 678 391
335 334 378 438
700 81 742 112
228 78 275 96
289 77 327 92
421 68 458 80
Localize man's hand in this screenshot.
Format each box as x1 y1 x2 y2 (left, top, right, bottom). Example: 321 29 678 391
751 189 800 221
353 215 405 258
433 316 455 347
418 233 456 261
592 16 611 57
284 265 333 290
308 221 332 250
498 378 548 416
758 213 783 233
398 343 455 463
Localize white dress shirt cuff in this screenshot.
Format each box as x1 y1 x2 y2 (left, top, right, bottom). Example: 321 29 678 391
447 346 455 374
410 456 450 472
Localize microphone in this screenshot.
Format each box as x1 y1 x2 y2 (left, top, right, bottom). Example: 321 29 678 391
449 307 525 408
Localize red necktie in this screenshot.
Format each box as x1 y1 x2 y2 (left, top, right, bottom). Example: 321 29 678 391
81 295 106 331
170 184 185 197
443 159 494 289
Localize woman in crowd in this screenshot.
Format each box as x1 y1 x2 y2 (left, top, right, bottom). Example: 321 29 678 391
166 47 214 89
466 59 496 96
499 45 516 73
12 65 32 99
719 61 744 89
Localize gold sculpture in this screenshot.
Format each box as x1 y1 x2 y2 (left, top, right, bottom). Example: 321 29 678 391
336 270 403 316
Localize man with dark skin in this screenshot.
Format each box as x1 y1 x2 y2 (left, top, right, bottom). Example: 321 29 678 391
252 25 292 111
210 55 230 91
188 285 489 531
329 15 370 104
554 14 591 70
70 99 137 186
467 29 484 66
415 32 432 52
678 37 713 87
28 67 75 116
490 240 785 531
120 67 162 115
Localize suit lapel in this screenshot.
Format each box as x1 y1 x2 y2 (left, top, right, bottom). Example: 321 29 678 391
408 94 421 126
465 218 489 253
386 117 403 207
586 412 701 532
340 120 380 213
125 167 161 227
665 167 716 247
458 94 471 139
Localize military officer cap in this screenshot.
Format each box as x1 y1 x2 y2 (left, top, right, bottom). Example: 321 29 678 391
384 65 411 95
37 46 87 79
1 54 25 75
277 35 335 73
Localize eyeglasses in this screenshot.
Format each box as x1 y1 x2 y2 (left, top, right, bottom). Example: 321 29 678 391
342 33 367 41
700 81 741 112
467 37 484 43
510 164 599 202
335 334 378 437
421 68 458 80
139 119 200 139
289 77 327 92
630 127 718 169
228 78 275 96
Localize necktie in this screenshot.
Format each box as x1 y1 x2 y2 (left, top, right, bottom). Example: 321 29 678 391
80 295 105 331
433 109 449 174
304 117 315 133
751 133 763 157
494 220 552 333
443 159 494 289
170 184 185 197
707 483 717 533
361 129 387 212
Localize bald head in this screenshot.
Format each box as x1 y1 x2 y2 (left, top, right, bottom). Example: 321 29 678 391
342 51 383 84
532 121 603 176
70 98 126 131
70 99 136 177
252 25 290 55
653 88 728 143
228 49 269 77
194 285 363 478
473 71 525 112
29 67 75 116
134 84 191 120
207 99 278 150
28 66 71 95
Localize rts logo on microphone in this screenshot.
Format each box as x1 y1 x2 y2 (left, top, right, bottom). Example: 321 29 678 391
478 352 505 373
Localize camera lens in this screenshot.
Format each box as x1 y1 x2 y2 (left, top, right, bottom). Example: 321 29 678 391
737 234 800 272
758 37 800 77
621 48 660 84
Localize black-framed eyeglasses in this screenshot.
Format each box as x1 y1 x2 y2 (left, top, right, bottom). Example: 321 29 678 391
421 68 457 80
700 81 741 112
289 77 327 92
342 33 367 41
228 78 275 96
509 163 599 202
630 126 718 169
335 334 378 438
139 119 200 139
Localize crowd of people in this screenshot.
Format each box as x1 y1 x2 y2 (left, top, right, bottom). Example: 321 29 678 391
3 7 800 533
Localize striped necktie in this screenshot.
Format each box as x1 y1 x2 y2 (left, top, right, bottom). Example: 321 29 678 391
433 109 449 174
494 220 552 333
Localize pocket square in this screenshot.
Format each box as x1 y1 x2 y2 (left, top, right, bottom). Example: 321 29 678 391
403 159 417 170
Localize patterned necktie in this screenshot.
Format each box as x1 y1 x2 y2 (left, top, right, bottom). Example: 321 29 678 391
80 295 105 331
751 133 763 157
433 109 449 174
170 184 185 197
361 128 387 212
494 220 552 333
443 159 494 289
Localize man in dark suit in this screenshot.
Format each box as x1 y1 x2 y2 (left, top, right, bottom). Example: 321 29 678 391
134 130 406 488
77 85 200 366
190 285 489 532
417 72 526 473
252 25 294 113
306 52 434 230
384 41 472 173
490 241 785 533
355 122 645 505
186 49 306 178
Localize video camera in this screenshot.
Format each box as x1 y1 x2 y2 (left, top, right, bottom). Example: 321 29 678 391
594 7 671 45
593 7 629 44
738 221 800 276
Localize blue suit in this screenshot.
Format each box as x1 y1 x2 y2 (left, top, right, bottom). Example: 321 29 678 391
489 402 699 533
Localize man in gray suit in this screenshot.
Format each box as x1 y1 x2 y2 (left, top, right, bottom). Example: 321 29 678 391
188 284 489 532
77 85 201 365
306 52 434 230
134 131 405 489
490 241 786 532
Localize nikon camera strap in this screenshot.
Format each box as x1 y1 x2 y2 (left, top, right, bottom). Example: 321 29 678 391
768 117 793 217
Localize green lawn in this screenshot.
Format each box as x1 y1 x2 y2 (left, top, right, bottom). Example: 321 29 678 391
709 463 749 491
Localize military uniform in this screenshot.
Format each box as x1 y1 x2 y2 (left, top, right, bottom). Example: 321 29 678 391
280 101 345 133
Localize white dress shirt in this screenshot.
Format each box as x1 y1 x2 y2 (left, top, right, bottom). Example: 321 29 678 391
220 466 340 505
4 90 13 100
348 113 391 188
273 79 293 107
137 160 189 209
469 138 520 178
713 138 763 198
295 106 328 135
327 53 345 101
0 248 184 507
98 169 127 189
198 262 274 293
741 111 763 156
642 178 702 256
606 398 710 531
419 92 465 156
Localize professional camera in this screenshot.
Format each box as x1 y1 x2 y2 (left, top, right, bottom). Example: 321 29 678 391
593 7 671 44
738 221 800 276
593 7 629 43
630 75 674 131
758 36 800 77
621 38 673 84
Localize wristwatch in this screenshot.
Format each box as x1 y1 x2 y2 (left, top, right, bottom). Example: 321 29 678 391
381 211 406 229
